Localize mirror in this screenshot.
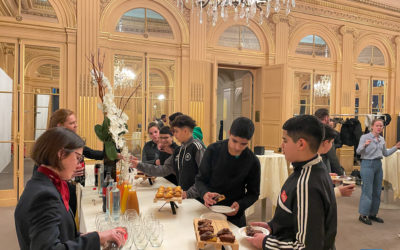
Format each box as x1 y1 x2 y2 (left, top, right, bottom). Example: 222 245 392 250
0 42 15 190
293 72 311 115
23 44 60 186
313 74 331 113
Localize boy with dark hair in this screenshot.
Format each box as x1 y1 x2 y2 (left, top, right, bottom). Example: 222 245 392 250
169 112 205 145
156 126 179 185
320 124 355 198
314 108 330 124
248 115 337 250
195 117 260 227
131 115 205 199
168 112 183 125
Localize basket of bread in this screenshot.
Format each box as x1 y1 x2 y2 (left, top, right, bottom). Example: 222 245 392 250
153 186 183 204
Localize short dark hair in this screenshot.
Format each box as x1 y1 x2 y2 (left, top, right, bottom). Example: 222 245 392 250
323 124 337 141
282 115 323 153
32 127 85 171
159 126 173 136
230 117 255 140
148 122 160 132
170 115 196 130
314 108 329 121
161 114 167 119
169 112 183 123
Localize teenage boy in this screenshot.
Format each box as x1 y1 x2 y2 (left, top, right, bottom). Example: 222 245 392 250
131 115 205 199
320 124 355 198
155 126 179 185
195 117 260 227
248 115 337 250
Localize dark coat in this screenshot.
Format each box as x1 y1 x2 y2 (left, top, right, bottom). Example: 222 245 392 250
15 171 100 250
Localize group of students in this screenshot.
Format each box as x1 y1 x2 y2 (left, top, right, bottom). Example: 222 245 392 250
13 106 400 249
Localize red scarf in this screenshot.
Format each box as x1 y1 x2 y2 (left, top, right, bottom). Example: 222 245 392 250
38 166 70 211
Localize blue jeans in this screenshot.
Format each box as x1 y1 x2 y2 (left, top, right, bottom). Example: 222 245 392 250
358 159 383 216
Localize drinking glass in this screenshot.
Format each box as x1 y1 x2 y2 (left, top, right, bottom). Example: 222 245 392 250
149 223 163 247
132 225 148 250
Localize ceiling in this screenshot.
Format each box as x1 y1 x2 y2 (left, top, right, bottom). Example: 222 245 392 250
371 0 400 8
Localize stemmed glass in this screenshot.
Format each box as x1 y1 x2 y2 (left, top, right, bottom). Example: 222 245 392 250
132 224 148 250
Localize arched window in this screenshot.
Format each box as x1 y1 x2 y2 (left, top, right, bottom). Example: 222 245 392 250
218 25 261 51
357 46 385 66
116 8 174 39
296 35 330 58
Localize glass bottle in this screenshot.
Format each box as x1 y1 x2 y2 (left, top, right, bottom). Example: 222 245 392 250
106 177 114 216
120 184 129 215
110 182 121 221
102 173 112 212
126 184 140 215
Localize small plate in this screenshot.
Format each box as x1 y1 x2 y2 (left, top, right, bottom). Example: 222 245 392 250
200 212 227 220
239 226 270 238
209 205 235 214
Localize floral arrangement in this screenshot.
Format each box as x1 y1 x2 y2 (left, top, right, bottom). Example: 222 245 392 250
89 51 141 179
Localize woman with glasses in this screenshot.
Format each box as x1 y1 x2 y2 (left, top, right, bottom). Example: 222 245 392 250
15 127 126 249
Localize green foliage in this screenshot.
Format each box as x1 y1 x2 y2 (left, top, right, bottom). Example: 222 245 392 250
94 117 126 161
104 140 118 160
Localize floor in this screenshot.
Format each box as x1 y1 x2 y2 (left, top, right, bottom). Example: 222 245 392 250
1 186 400 249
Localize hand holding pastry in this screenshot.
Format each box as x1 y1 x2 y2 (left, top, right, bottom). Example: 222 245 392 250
203 192 219 207
130 156 139 169
250 222 271 232
246 233 266 249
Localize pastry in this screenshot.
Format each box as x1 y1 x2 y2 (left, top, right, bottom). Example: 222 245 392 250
164 192 173 199
245 226 263 237
198 219 212 226
218 233 235 243
216 228 231 236
155 192 164 198
174 191 182 197
213 194 226 203
198 226 214 234
199 231 217 242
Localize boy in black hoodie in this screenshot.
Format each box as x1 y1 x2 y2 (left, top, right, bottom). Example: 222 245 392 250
248 115 337 250
195 117 260 227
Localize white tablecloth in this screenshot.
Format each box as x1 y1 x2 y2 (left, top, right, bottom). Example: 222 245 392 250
382 150 400 200
246 153 288 220
80 177 257 249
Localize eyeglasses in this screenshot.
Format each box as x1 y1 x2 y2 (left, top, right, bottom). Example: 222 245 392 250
74 151 84 163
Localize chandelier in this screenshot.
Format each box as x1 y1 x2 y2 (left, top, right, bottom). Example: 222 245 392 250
176 0 296 25
314 75 331 97
114 60 136 88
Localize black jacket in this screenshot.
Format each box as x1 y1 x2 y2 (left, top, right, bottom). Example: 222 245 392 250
137 137 205 198
15 171 99 250
195 140 260 218
263 156 337 250
141 140 159 164
83 146 103 160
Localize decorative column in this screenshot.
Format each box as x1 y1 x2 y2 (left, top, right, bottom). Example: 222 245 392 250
76 0 101 149
339 25 358 114
391 36 400 144
188 9 212 143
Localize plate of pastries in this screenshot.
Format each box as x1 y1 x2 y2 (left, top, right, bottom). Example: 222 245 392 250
194 218 238 250
153 186 183 203
239 225 270 238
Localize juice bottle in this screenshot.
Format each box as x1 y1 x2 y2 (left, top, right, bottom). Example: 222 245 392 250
120 184 129 214
126 184 140 215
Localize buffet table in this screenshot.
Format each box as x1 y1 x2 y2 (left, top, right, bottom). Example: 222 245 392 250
254 153 288 220
382 150 400 201
80 177 257 249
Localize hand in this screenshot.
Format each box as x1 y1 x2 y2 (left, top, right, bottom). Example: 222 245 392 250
338 184 355 197
225 202 239 216
163 146 174 155
365 139 372 147
98 227 126 248
72 165 85 177
329 173 341 184
250 222 272 232
155 159 161 166
182 191 187 199
396 141 400 149
246 233 267 249
130 157 139 169
203 192 219 207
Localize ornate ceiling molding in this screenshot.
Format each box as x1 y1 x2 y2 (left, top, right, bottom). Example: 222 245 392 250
295 0 400 32
339 25 360 39
348 0 400 13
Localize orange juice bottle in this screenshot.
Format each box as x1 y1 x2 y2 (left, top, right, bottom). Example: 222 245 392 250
126 184 140 215
120 184 129 214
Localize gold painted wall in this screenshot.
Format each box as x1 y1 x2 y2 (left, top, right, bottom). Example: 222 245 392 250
2 0 400 204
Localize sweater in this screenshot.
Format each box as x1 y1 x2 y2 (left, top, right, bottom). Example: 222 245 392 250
195 140 261 217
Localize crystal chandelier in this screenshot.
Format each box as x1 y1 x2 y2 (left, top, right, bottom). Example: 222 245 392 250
114 60 136 88
314 75 331 97
176 0 296 25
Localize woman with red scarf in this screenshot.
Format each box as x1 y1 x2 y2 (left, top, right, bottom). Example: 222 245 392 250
15 127 125 249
